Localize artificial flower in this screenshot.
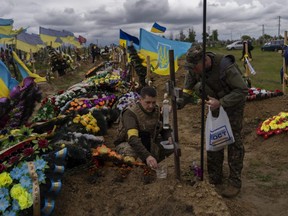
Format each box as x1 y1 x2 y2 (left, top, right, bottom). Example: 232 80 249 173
257 112 288 138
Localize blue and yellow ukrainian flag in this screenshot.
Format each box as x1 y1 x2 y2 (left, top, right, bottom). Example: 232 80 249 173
151 22 166 33
119 29 139 50
0 60 19 98
12 51 46 83
16 32 44 53
139 28 191 76
39 27 66 48
0 18 14 38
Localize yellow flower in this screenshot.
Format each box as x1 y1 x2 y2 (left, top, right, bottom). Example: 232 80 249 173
86 125 93 132
73 115 81 123
17 191 33 210
0 172 13 187
261 125 270 132
80 120 88 127
10 184 25 198
10 129 20 135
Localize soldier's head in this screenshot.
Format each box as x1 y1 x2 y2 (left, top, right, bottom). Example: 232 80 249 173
185 45 207 74
139 86 157 113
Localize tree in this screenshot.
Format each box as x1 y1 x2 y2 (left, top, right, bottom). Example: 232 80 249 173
209 30 218 41
257 34 273 45
186 28 196 42
179 29 186 41
241 35 252 41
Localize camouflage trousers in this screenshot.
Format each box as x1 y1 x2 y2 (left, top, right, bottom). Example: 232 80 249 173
207 107 245 188
115 141 173 162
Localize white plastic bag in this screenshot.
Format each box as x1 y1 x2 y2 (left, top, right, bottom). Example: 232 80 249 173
205 106 235 151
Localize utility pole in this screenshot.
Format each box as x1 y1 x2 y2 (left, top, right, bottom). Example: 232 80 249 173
262 24 265 36
278 16 281 38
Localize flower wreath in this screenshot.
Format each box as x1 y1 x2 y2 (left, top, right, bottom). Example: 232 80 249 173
256 112 288 139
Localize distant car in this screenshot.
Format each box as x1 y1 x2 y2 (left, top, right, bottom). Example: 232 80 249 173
261 40 284 51
226 41 243 50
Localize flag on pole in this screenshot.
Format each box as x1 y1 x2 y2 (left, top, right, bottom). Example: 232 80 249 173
151 22 166 33
139 28 191 75
0 60 19 98
0 18 14 38
16 32 44 53
78 35 87 44
12 51 46 83
119 29 139 50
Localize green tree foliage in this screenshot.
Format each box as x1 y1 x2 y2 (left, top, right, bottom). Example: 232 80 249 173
179 29 186 41
186 28 196 42
241 35 252 41
209 30 218 41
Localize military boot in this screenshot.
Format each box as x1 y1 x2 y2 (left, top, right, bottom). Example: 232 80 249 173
221 184 241 198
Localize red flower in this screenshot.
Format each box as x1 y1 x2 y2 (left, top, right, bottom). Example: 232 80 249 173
51 97 56 104
0 163 6 173
41 97 48 105
9 156 19 164
38 139 49 148
23 147 34 156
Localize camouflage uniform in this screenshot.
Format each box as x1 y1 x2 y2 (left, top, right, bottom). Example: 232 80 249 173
114 102 172 163
183 46 248 188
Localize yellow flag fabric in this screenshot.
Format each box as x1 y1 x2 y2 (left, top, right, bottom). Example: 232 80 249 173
12 51 46 83
16 40 38 53
139 28 191 75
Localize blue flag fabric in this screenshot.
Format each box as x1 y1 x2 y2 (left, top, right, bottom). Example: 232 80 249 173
151 22 166 33
0 18 14 38
17 32 44 45
0 60 19 98
139 28 191 75
119 29 139 50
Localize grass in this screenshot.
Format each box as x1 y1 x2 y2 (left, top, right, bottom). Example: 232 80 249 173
207 46 284 91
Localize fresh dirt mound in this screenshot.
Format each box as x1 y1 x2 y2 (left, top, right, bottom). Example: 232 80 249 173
42 64 288 216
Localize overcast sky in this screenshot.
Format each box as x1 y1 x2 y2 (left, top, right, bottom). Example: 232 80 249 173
2 0 288 46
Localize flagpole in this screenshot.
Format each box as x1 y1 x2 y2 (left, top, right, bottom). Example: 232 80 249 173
200 0 207 181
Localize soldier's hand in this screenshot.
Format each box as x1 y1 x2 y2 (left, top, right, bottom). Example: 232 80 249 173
146 155 158 169
205 96 220 111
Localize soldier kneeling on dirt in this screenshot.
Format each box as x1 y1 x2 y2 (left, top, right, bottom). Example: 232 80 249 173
114 86 173 169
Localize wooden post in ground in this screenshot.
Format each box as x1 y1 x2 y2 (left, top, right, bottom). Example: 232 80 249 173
30 49 36 73
244 42 250 77
168 50 181 180
146 55 151 85
282 31 287 94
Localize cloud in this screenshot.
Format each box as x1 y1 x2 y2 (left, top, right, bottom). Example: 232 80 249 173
1 0 288 46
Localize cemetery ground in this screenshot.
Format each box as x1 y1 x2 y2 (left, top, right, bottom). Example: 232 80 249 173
36 51 288 216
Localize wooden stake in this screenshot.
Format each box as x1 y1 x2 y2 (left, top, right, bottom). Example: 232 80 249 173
30 49 36 73
244 41 250 77
146 55 151 84
283 31 287 94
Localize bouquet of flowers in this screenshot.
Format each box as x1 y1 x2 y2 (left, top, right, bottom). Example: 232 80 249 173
0 158 48 215
257 112 288 139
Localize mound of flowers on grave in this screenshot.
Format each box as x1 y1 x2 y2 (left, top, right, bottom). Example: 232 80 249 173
32 69 130 123
246 87 283 101
90 144 156 184
0 126 68 216
256 112 288 139
0 77 42 129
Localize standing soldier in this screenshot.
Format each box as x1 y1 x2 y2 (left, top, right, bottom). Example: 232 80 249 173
177 45 248 198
